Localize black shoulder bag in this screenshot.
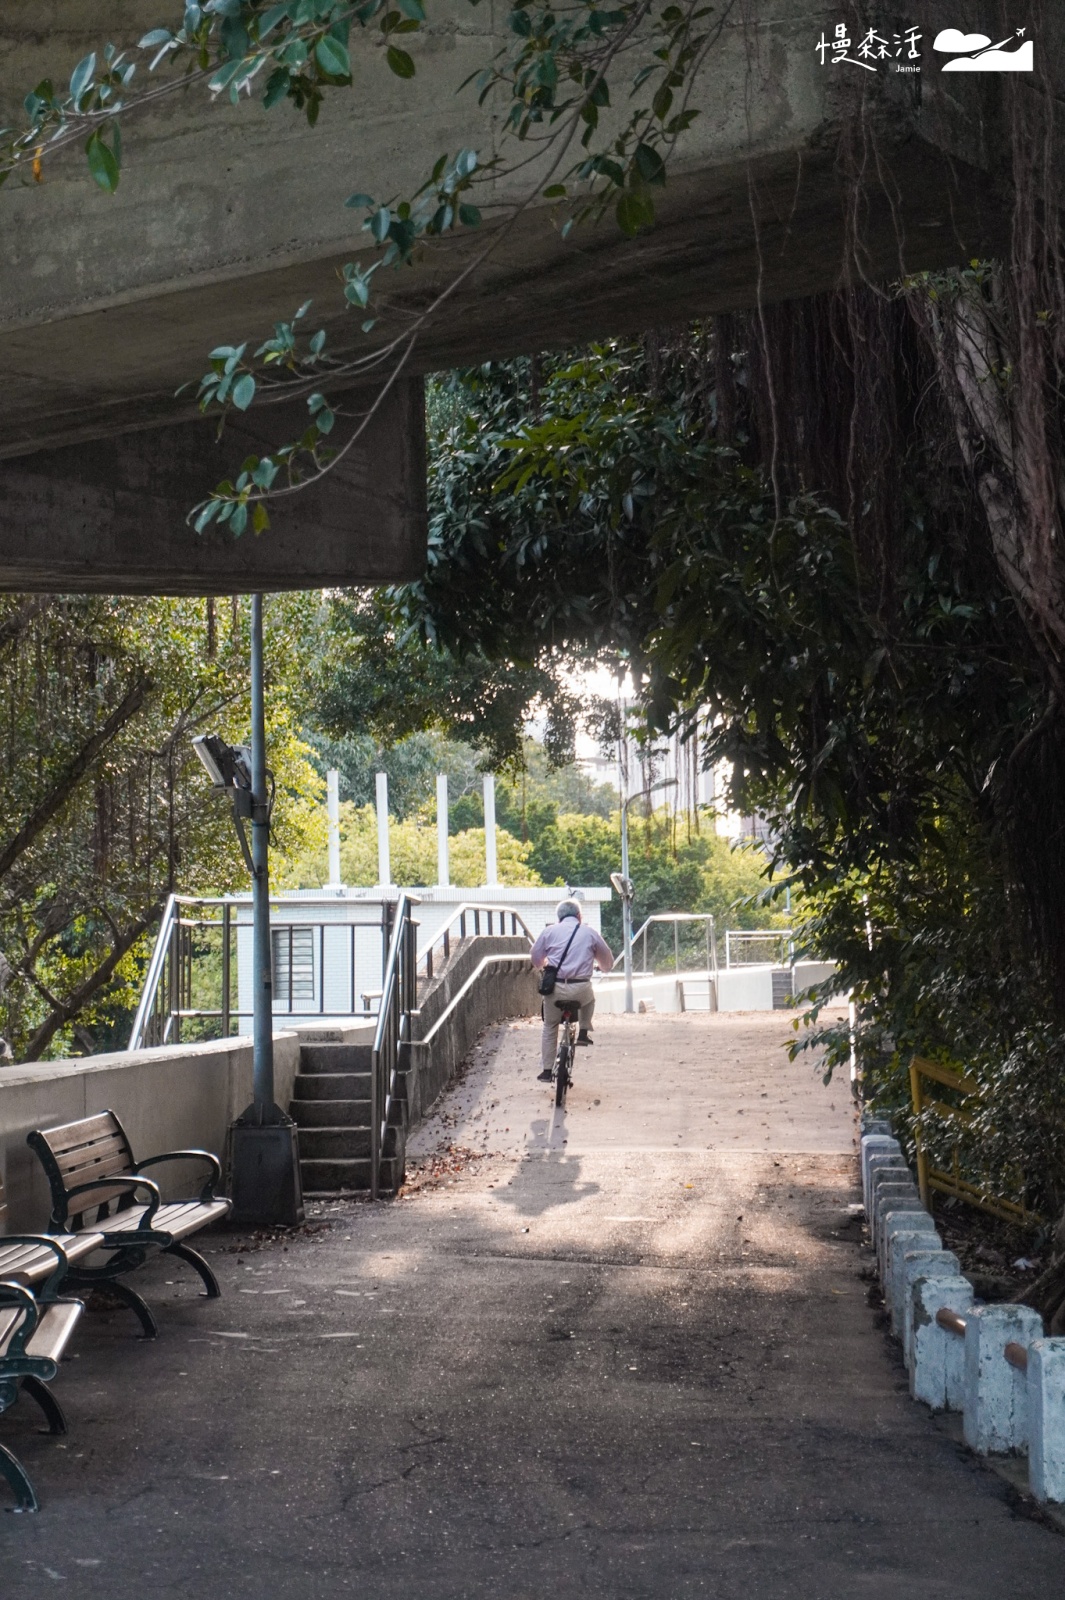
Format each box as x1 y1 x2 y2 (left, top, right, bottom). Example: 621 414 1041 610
538 922 581 997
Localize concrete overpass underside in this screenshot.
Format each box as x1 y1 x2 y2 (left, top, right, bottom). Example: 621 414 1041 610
0 1 1035 589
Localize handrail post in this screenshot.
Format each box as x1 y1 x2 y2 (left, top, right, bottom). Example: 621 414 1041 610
370 1029 380 1203
221 902 231 1038
169 916 179 1045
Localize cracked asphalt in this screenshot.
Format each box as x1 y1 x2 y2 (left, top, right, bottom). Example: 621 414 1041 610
3 1010 1062 1597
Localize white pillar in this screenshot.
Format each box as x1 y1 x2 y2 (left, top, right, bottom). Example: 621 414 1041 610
436 773 450 886
483 772 498 886
910 1273 973 1411
900 1250 959 1367
375 771 391 888
861 1133 902 1210
864 1149 907 1217
326 769 341 888
877 1202 931 1283
1028 1339 1065 1503
963 1303 1043 1454
886 1229 942 1338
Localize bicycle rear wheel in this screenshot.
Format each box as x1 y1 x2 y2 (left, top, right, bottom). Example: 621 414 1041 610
555 1045 571 1107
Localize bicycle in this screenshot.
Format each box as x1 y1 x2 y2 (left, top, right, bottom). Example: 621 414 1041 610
552 1001 580 1108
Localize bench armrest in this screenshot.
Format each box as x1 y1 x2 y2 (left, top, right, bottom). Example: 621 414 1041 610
133 1149 222 1203
0 1235 70 1301
0 1278 41 1355
56 1175 162 1233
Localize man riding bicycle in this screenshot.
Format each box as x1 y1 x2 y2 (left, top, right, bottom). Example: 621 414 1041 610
530 899 614 1083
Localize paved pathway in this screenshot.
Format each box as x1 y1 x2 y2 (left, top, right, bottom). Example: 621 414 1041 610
4 1011 1062 1597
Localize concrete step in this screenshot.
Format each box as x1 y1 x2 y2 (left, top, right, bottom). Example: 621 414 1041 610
297 1124 402 1160
300 1155 404 1194
290 1098 371 1129
299 1043 373 1073
295 1071 371 1101
298 1126 373 1159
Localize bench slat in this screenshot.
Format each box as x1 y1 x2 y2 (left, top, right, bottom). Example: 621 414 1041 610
101 1200 230 1240
54 1139 133 1178
55 1157 133 1189
0 1232 104 1286
26 1301 82 1364
0 1244 57 1279
54 1135 130 1168
0 1301 83 1365
36 1111 125 1154
63 1185 141 1218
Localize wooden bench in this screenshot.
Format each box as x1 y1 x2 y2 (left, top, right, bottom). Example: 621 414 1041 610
0 1169 97 1511
27 1111 232 1340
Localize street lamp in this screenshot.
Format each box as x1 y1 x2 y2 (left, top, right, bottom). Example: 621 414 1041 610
616 778 678 1014
193 594 303 1228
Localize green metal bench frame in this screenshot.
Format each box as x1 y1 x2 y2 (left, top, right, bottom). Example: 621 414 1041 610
28 1110 230 1340
0 1238 83 1512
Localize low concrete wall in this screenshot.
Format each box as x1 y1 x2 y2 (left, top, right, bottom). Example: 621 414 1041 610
0 1033 301 1232
717 968 776 1011
405 936 538 1125
594 974 688 1014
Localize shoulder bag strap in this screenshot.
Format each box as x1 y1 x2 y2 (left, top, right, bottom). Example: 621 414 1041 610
555 921 581 981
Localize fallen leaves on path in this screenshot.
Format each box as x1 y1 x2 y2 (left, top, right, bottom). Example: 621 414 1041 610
400 1142 501 1196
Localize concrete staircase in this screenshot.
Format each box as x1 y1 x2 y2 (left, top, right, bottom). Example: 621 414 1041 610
289 1042 406 1195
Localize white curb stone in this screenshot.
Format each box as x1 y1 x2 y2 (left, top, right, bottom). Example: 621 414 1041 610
876 1200 929 1277
872 1184 921 1250
899 1250 960 1364
1027 1339 1065 1503
870 1171 917 1237
963 1304 1044 1454
884 1226 940 1331
865 1152 909 1217
861 1135 901 1210
910 1274 973 1410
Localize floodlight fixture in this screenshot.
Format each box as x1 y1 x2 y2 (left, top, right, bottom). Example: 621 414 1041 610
192 733 252 793
610 871 634 902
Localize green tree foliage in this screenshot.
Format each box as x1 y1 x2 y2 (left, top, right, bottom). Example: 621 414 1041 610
526 809 773 950
0 594 323 1059
306 728 484 820
315 592 579 769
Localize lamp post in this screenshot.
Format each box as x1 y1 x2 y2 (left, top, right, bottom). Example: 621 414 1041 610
617 778 678 1014
192 594 303 1227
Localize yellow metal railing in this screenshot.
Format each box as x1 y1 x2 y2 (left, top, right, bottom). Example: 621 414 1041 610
908 1055 1043 1226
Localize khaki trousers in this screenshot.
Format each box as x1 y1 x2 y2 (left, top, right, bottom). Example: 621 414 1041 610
540 979 595 1072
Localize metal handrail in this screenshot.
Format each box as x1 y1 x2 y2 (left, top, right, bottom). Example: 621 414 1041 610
371 893 421 1202
418 901 534 984
128 891 398 1050
128 893 179 1050
622 912 717 979
724 928 794 968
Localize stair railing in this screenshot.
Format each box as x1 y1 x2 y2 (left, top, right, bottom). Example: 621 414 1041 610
128 894 238 1049
418 902 534 985
370 892 420 1200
